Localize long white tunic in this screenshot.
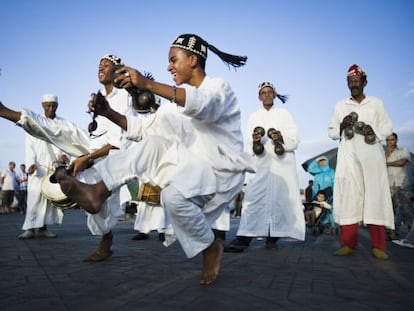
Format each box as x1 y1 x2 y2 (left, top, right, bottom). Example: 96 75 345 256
17 88 134 235
23 129 64 230
89 87 135 151
85 87 134 235
236 106 305 241
328 95 394 228
133 201 167 233
101 77 255 209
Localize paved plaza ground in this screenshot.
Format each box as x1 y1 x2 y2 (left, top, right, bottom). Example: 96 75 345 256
1 209 413 311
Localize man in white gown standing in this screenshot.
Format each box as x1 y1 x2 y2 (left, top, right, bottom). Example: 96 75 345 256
225 82 305 252
328 64 393 259
16 94 70 239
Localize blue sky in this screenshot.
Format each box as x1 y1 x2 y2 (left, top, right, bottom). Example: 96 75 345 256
1 0 413 189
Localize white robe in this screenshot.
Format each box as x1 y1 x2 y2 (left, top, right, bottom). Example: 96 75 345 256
99 77 255 208
18 109 90 157
84 88 134 235
128 111 170 235
236 106 305 241
17 88 134 235
133 201 167 234
127 103 230 235
328 95 394 228
23 129 65 230
96 76 255 257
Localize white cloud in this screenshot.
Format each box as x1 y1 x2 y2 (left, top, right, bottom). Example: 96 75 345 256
406 88 414 97
405 80 414 97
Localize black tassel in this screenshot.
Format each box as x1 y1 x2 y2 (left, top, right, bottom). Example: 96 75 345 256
207 43 247 69
277 94 288 104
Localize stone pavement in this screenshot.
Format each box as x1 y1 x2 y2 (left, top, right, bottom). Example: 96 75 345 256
1 209 413 311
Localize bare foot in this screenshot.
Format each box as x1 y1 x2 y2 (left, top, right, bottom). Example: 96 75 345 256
57 172 110 214
200 239 224 285
83 231 113 262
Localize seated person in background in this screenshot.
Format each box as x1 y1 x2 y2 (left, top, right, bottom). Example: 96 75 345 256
305 190 331 227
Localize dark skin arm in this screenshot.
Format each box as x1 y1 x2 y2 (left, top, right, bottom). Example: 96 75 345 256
386 158 408 167
89 93 128 131
0 100 22 123
68 94 120 175
69 144 118 176
114 66 187 107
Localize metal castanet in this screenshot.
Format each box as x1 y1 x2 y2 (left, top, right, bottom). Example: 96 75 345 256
252 126 265 155
267 128 285 155
342 111 358 139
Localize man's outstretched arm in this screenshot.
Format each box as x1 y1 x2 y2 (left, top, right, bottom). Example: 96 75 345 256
0 100 22 123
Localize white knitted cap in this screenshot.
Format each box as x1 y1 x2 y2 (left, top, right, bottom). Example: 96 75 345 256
42 94 58 103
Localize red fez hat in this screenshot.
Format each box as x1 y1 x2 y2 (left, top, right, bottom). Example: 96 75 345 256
347 64 366 77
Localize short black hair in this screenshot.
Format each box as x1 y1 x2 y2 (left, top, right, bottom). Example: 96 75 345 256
316 190 326 198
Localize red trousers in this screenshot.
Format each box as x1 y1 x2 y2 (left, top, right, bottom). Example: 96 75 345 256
339 223 386 250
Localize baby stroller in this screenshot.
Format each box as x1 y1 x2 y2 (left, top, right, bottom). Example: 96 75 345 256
304 187 335 236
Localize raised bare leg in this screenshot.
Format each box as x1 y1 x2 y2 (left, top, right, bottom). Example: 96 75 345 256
200 239 224 285
55 168 111 214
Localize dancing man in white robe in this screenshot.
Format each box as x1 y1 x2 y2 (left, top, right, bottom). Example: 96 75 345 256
52 33 255 285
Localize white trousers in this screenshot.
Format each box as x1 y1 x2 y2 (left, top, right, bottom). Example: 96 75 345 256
96 136 232 258
161 185 215 258
77 166 123 236
134 201 167 234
